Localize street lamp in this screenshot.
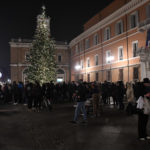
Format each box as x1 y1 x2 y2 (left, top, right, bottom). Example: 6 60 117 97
74 64 81 81
0 72 2 79
106 56 114 62
75 64 81 70
106 56 114 82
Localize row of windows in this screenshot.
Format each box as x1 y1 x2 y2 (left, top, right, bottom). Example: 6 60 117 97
77 41 138 69
77 67 139 82
74 4 150 55
25 52 62 63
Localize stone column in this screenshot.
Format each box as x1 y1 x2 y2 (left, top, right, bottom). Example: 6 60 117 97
140 62 146 81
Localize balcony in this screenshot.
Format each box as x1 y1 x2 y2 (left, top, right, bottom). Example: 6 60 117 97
138 18 150 32
136 47 150 62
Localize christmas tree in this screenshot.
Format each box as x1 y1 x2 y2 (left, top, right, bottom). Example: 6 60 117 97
26 6 56 84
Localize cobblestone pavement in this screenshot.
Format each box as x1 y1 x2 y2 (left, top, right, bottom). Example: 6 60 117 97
0 103 150 150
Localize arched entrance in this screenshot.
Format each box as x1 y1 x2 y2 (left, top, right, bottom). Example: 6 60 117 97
56 69 65 83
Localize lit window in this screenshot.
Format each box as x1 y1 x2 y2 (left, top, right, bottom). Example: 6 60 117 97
95 55 99 66
80 60 84 69
106 50 111 63
118 47 123 60
87 58 90 67
25 52 30 61
57 78 63 83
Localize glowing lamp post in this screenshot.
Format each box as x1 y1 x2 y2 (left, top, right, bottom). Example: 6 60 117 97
75 65 81 70
106 56 114 62
74 64 81 81
0 72 2 79
106 56 114 82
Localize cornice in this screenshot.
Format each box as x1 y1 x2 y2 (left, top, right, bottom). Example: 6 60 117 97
9 42 69 50
55 45 69 50
10 64 29 67
69 0 148 47
9 42 31 48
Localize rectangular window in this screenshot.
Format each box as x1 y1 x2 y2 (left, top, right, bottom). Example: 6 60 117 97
119 69 123 81
75 45 79 54
129 11 138 29
132 41 138 57
118 47 123 60
95 72 99 82
146 4 150 19
25 52 30 61
81 60 84 69
107 70 111 81
133 67 139 80
115 20 123 35
85 39 90 49
106 50 111 63
93 34 99 45
104 27 110 41
95 55 99 66
87 74 90 82
58 55 62 62
87 58 90 67
79 42 83 52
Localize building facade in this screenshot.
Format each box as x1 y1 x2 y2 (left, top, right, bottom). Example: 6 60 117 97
10 39 70 83
10 0 150 83
70 0 150 83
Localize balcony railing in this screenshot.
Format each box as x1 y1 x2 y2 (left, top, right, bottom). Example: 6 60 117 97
136 47 150 62
138 18 150 32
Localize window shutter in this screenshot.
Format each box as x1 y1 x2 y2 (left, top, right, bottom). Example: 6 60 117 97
146 4 150 19
108 27 111 39
104 29 106 41
128 15 131 29
121 20 123 33
115 23 118 35
135 11 139 26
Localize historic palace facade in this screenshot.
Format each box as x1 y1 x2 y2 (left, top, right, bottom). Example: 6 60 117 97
10 0 150 83
70 0 150 83
10 39 70 83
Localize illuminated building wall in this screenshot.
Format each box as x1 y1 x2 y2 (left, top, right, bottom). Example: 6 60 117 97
10 39 70 83
70 0 150 83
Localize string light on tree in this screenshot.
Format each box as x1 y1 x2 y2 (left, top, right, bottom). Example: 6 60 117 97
25 6 56 84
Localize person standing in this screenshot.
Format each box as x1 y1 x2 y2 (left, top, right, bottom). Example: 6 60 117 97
137 78 150 141
91 83 99 117
70 82 87 124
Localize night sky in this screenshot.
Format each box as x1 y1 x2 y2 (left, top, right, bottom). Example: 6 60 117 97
0 0 114 81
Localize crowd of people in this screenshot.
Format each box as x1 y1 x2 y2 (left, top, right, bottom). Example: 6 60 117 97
0 79 150 140
0 80 147 110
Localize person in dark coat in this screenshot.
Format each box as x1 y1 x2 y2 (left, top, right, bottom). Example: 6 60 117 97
71 83 87 124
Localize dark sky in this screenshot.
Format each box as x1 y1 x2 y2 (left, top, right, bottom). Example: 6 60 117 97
0 0 114 80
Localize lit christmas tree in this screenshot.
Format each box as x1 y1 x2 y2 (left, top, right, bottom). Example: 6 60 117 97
26 6 56 84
